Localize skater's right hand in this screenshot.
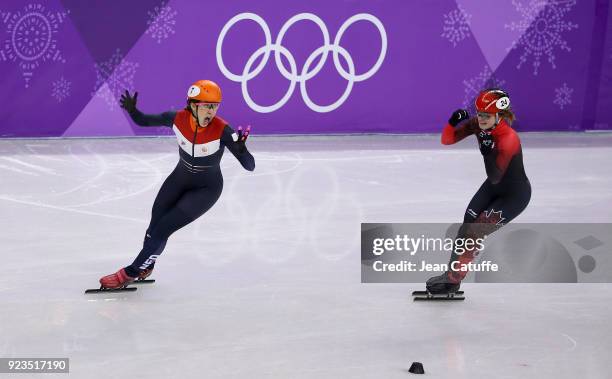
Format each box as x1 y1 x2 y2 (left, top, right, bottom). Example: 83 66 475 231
120 90 138 114
448 109 469 127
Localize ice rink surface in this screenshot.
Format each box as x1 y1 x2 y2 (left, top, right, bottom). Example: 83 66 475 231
0 133 611 378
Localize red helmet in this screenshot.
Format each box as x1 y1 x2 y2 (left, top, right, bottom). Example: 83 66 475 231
475 89 510 114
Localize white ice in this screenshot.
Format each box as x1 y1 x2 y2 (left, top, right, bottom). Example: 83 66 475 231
0 133 611 378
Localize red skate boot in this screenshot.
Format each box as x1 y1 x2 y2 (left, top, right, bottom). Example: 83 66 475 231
138 268 153 280
99 268 136 289
134 267 155 284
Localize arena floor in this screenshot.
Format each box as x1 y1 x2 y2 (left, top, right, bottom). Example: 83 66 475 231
0 133 610 378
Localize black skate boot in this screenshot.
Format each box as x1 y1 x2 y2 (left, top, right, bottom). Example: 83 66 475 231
412 272 464 301
426 272 461 294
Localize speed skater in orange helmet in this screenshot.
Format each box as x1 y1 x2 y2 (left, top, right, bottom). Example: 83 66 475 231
97 80 254 290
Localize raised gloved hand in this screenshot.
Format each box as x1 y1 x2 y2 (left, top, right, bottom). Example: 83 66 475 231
120 90 138 114
478 130 495 155
448 109 469 127
235 125 251 153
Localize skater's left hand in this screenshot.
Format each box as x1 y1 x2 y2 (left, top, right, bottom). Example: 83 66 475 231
478 130 495 155
235 125 251 153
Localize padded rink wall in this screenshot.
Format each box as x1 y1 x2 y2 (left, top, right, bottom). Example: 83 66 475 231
0 0 611 137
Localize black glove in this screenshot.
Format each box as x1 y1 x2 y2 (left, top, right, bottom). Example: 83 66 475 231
235 125 251 153
120 90 138 114
448 109 469 127
478 130 495 155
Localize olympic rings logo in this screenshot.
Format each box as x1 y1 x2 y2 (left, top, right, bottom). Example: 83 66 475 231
216 12 387 113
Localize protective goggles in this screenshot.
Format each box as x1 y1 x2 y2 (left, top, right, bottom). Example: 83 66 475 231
193 102 219 110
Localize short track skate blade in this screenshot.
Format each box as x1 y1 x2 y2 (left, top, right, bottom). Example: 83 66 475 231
84 287 137 294
413 295 465 301
412 290 463 296
132 279 155 284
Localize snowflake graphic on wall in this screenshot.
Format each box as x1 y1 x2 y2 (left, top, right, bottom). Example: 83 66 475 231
462 65 506 112
505 0 578 75
553 82 573 109
92 49 139 109
145 4 177 44
1 3 69 88
441 5 472 47
51 76 71 102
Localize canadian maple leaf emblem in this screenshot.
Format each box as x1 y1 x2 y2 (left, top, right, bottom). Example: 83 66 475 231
483 209 506 225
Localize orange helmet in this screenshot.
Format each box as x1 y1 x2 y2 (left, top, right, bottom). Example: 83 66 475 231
187 80 222 103
475 88 510 114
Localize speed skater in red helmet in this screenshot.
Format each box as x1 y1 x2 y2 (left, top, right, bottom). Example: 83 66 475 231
426 88 531 295
98 80 254 290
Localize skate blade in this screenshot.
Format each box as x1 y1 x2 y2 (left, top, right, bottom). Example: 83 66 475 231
412 290 463 296
132 278 155 284
413 296 465 301
85 286 137 294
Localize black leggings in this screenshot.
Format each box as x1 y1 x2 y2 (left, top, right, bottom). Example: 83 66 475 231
448 179 531 282
125 164 223 276
463 179 531 224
